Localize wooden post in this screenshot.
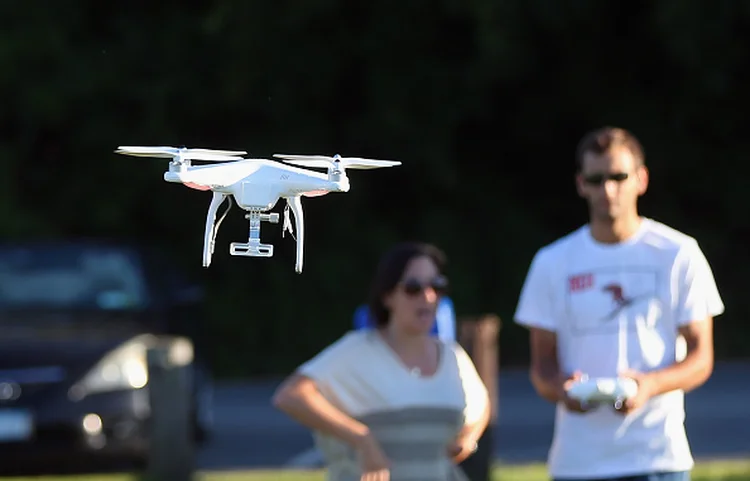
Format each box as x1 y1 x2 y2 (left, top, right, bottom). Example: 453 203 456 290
142 338 196 481
458 314 502 481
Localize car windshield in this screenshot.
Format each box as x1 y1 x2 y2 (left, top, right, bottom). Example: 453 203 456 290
0 245 149 310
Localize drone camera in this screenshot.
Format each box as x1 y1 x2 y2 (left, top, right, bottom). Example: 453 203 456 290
228 209 276 259
230 241 273 258
254 213 280 224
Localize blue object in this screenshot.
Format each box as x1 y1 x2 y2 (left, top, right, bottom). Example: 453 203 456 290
353 297 456 342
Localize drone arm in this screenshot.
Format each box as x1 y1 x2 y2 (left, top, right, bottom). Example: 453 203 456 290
287 195 305 273
203 192 229 267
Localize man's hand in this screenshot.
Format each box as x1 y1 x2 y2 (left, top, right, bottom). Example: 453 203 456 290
615 369 656 416
559 371 595 414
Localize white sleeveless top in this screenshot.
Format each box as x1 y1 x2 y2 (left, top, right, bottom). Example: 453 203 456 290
297 330 489 481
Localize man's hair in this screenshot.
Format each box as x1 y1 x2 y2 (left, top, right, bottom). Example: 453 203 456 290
575 126 645 171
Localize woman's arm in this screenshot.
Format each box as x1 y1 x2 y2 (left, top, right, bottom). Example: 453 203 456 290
450 395 490 463
272 373 372 448
273 373 391 477
450 344 492 463
461 396 490 442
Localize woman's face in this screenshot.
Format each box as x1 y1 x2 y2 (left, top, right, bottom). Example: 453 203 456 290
383 255 447 335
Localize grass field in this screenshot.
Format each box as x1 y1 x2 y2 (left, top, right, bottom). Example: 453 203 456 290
4 460 749 481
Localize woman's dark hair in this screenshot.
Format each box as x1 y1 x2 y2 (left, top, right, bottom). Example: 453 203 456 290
367 241 447 328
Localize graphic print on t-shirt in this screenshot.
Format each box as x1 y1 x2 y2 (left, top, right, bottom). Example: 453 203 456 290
565 267 661 335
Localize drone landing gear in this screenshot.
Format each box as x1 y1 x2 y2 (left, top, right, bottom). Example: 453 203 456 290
203 192 230 268
229 209 278 258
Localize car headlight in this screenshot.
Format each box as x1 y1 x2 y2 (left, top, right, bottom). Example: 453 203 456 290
69 338 151 400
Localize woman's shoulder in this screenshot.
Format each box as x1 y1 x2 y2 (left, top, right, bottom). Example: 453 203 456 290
436 338 463 354
436 339 473 366
342 328 377 342
298 330 377 377
325 329 379 352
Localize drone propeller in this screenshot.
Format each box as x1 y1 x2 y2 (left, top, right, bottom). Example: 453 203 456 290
273 154 401 170
115 146 247 162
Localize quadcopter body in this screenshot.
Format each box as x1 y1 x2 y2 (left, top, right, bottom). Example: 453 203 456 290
163 158 351 208
114 146 401 273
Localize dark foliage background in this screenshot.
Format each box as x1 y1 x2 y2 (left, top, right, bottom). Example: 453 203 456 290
3 1 747 377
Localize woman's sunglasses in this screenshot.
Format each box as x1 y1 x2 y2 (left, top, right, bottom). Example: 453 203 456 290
400 276 449 296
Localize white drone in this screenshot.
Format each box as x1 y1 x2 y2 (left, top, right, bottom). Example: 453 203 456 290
114 146 401 273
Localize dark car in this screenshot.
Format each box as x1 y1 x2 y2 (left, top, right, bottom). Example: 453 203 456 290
0 239 214 472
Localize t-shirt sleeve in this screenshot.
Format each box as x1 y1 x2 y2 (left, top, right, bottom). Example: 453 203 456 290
514 248 557 332
454 344 489 426
297 331 359 384
675 240 725 325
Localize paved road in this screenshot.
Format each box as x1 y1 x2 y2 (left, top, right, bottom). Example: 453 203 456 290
198 361 750 471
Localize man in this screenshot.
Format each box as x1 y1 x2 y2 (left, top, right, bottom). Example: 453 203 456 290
513 126 724 481
353 296 457 342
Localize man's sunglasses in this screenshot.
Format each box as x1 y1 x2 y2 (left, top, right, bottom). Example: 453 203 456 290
582 172 629 186
401 276 449 296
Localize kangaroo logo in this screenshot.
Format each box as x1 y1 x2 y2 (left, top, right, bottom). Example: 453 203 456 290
602 283 635 321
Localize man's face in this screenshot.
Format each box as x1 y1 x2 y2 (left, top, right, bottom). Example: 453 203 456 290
575 146 648 222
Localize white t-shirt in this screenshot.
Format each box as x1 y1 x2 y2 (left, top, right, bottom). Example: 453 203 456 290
298 330 489 480
514 218 724 479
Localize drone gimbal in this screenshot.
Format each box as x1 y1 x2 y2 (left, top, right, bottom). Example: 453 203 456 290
204 192 304 272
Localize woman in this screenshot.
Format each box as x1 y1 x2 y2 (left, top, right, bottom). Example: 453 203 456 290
272 242 491 481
